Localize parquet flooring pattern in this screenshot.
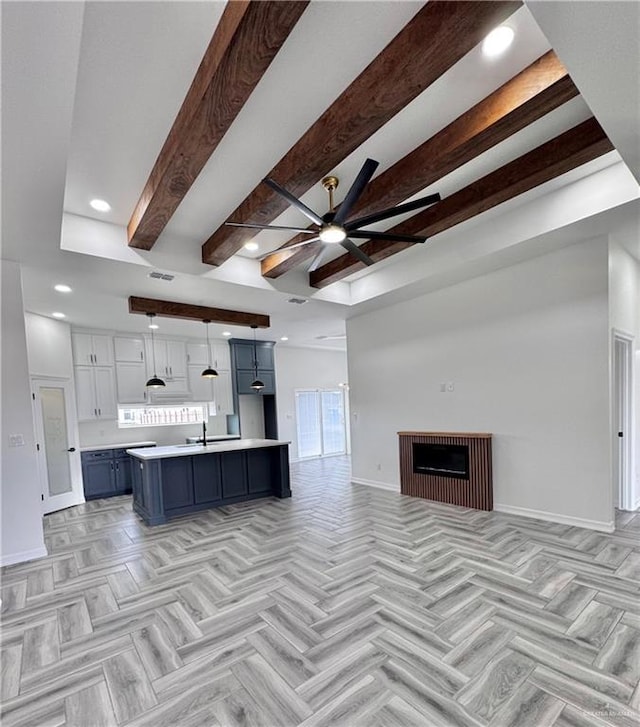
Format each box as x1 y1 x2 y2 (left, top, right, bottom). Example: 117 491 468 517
2 456 640 727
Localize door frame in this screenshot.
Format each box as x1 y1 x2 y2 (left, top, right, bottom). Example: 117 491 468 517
612 330 635 512
31 377 85 513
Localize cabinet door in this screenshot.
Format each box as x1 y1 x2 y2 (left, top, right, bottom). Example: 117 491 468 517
234 343 257 370
188 364 214 403
114 337 145 363
213 370 234 414
161 458 194 510
114 457 133 494
256 345 274 370
221 451 248 498
236 370 275 395
193 455 222 503
83 460 116 498
166 340 187 379
116 362 147 404
186 342 210 366
72 334 94 365
212 341 231 370
94 367 117 419
153 341 169 378
247 448 273 494
75 366 97 420
92 335 114 366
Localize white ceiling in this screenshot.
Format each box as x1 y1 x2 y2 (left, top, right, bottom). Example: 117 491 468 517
2 1 639 351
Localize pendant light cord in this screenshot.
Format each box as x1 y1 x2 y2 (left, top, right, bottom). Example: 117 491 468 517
205 320 212 368
149 314 158 376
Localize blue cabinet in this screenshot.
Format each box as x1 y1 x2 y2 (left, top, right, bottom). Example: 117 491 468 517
162 457 193 510
193 455 222 503
82 445 154 500
221 450 248 498
236 370 275 395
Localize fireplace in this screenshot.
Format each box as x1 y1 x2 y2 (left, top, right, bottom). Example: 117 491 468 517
399 432 493 510
413 442 469 479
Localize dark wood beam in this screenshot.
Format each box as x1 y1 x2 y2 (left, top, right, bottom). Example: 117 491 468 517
127 1 309 250
261 51 578 278
128 296 270 328
309 118 614 288
202 0 521 267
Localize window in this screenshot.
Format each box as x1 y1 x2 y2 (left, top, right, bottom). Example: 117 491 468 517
118 404 208 428
295 389 346 459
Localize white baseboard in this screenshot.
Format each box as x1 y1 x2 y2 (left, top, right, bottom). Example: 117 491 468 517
351 477 399 492
0 545 48 567
494 503 614 533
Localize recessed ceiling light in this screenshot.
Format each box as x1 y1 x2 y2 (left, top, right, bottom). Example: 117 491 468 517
244 241 259 252
280 336 289 341
54 284 72 293
222 331 232 337
52 312 66 319
482 26 514 57
90 198 111 212
148 323 159 330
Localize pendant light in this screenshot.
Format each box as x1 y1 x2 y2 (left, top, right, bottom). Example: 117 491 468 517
145 313 166 388
201 320 219 378
250 324 264 391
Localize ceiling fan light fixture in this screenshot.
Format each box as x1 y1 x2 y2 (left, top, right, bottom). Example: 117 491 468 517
482 26 514 57
319 224 347 243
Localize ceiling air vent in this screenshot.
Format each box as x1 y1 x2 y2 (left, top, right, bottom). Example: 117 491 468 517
287 297 307 305
149 271 175 281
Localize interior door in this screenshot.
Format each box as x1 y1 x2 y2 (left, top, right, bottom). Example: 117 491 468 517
32 379 84 513
613 334 634 511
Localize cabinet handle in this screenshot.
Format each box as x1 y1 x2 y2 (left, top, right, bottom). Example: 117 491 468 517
170 366 173 376
98 408 101 416
140 352 143 361
94 408 97 416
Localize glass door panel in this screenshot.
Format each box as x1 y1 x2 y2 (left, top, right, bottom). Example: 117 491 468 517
321 391 345 455
40 386 73 496
295 391 322 458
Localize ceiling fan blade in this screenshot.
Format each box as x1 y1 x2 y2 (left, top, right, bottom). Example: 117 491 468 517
346 193 441 229
263 178 324 226
349 230 427 244
257 237 321 260
340 238 374 266
307 245 331 272
333 158 379 226
226 222 319 234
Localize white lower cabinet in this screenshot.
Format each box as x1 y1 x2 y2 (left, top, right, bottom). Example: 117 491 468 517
115 362 147 404
75 365 117 420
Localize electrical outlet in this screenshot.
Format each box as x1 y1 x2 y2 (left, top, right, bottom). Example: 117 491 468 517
8 434 25 447
447 382 455 392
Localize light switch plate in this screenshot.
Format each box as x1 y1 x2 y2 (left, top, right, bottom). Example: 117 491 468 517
8 434 25 447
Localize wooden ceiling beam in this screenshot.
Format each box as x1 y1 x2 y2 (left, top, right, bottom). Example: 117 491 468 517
261 51 578 278
128 296 270 328
127 1 309 251
202 0 522 267
309 118 614 288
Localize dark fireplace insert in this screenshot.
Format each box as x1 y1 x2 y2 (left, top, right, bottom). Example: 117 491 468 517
412 442 469 480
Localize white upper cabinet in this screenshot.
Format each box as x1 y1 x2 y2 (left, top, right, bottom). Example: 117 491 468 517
114 337 145 363
72 333 114 366
213 370 234 415
188 363 214 403
186 340 230 370
149 339 187 380
115 361 147 404
75 365 116 420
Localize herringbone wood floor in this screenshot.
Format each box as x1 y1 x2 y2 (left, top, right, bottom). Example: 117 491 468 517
1 456 640 727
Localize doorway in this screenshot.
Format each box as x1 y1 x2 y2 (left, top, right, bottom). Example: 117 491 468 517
612 333 635 511
295 389 347 459
31 378 84 513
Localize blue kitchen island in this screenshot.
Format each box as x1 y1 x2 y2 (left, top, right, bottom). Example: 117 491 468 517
127 439 291 525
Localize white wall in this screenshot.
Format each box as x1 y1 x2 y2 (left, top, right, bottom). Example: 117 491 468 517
1 262 47 565
608 238 640 508
25 312 74 378
347 238 612 530
275 346 349 460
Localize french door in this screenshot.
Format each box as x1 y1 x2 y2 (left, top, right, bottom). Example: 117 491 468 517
31 379 84 513
295 389 346 459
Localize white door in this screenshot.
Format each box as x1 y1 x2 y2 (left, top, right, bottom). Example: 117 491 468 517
32 379 84 513
91 335 114 365
613 334 634 511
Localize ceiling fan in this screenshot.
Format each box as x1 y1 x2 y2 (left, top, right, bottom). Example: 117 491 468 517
226 158 441 271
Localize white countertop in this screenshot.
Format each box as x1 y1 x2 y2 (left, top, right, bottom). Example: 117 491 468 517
81 441 156 453
127 438 290 460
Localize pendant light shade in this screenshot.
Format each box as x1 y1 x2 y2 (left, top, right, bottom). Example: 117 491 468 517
250 324 264 391
145 313 166 388
201 320 219 378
